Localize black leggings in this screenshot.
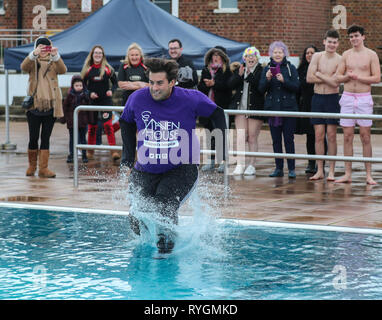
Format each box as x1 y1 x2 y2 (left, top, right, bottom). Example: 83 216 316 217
128 164 198 225
27 111 56 150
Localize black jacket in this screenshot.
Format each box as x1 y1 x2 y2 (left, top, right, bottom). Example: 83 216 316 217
198 47 232 109
258 57 300 112
295 63 314 134
117 63 148 105
228 64 265 111
83 64 118 123
174 55 198 89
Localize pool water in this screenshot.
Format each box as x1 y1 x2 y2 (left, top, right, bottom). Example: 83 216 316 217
1 205 382 299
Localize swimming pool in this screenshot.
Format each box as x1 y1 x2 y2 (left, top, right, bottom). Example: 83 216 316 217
1 203 382 300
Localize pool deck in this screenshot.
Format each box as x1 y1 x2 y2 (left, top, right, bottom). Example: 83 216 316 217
1 120 382 230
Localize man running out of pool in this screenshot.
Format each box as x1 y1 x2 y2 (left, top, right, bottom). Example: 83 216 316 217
120 57 227 253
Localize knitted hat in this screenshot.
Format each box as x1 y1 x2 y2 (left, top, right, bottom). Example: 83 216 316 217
242 46 260 59
34 36 51 48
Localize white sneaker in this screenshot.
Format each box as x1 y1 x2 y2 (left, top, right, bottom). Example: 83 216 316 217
244 165 256 176
232 164 245 175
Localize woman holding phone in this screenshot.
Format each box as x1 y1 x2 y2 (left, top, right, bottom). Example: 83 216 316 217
21 36 67 178
228 46 265 175
259 41 300 178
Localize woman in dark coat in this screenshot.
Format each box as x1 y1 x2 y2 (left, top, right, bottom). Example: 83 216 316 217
259 41 300 178
296 45 319 174
228 46 265 175
198 46 232 172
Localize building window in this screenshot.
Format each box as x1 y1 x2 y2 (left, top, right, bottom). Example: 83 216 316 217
52 0 67 10
0 0 4 15
49 0 69 14
214 0 239 13
152 0 171 14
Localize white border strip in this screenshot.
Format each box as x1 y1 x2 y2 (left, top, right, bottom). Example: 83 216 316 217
1 202 382 235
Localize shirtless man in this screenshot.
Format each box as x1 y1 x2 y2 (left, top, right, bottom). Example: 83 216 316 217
335 25 381 185
307 30 342 181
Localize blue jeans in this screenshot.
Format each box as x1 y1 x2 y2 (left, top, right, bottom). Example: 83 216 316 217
269 117 296 170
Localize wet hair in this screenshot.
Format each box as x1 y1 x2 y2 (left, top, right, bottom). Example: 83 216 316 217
168 39 182 48
347 25 365 35
325 29 340 40
144 58 179 82
298 45 318 70
268 41 290 57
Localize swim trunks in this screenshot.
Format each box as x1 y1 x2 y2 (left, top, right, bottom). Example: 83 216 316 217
311 93 340 125
339 91 373 127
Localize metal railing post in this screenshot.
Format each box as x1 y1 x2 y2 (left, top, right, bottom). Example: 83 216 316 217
73 106 124 187
73 107 79 187
224 113 230 195
1 69 16 150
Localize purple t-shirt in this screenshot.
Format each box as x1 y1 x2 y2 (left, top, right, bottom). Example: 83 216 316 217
121 86 217 173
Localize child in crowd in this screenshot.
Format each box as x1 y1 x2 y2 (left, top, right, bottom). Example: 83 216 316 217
61 75 91 163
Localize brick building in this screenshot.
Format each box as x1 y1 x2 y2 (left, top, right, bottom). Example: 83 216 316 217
0 0 381 59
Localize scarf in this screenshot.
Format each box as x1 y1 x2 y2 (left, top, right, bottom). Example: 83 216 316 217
268 61 283 127
34 57 55 112
208 63 222 101
131 58 147 69
70 88 85 108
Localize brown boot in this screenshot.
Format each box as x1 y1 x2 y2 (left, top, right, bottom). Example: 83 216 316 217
110 150 121 161
87 149 94 160
38 149 56 178
26 149 38 176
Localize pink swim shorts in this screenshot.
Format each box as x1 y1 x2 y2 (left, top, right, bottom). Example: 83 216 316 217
339 91 373 127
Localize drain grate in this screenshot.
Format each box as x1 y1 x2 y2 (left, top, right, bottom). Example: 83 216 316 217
0 196 49 202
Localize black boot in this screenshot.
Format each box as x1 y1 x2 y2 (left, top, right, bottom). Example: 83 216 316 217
66 154 73 163
82 150 88 163
157 233 175 254
305 161 316 174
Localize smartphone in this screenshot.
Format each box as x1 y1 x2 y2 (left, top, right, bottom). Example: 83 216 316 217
43 46 52 53
270 66 279 76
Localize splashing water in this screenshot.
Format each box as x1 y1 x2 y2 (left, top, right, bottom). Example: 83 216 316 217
120 176 228 261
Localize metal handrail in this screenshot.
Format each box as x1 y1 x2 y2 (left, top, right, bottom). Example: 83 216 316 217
73 106 123 187
73 106 382 187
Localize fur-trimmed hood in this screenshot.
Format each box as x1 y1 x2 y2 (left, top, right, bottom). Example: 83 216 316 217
203 47 230 67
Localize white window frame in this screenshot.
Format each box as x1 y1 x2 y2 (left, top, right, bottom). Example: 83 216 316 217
48 0 69 15
214 0 239 14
